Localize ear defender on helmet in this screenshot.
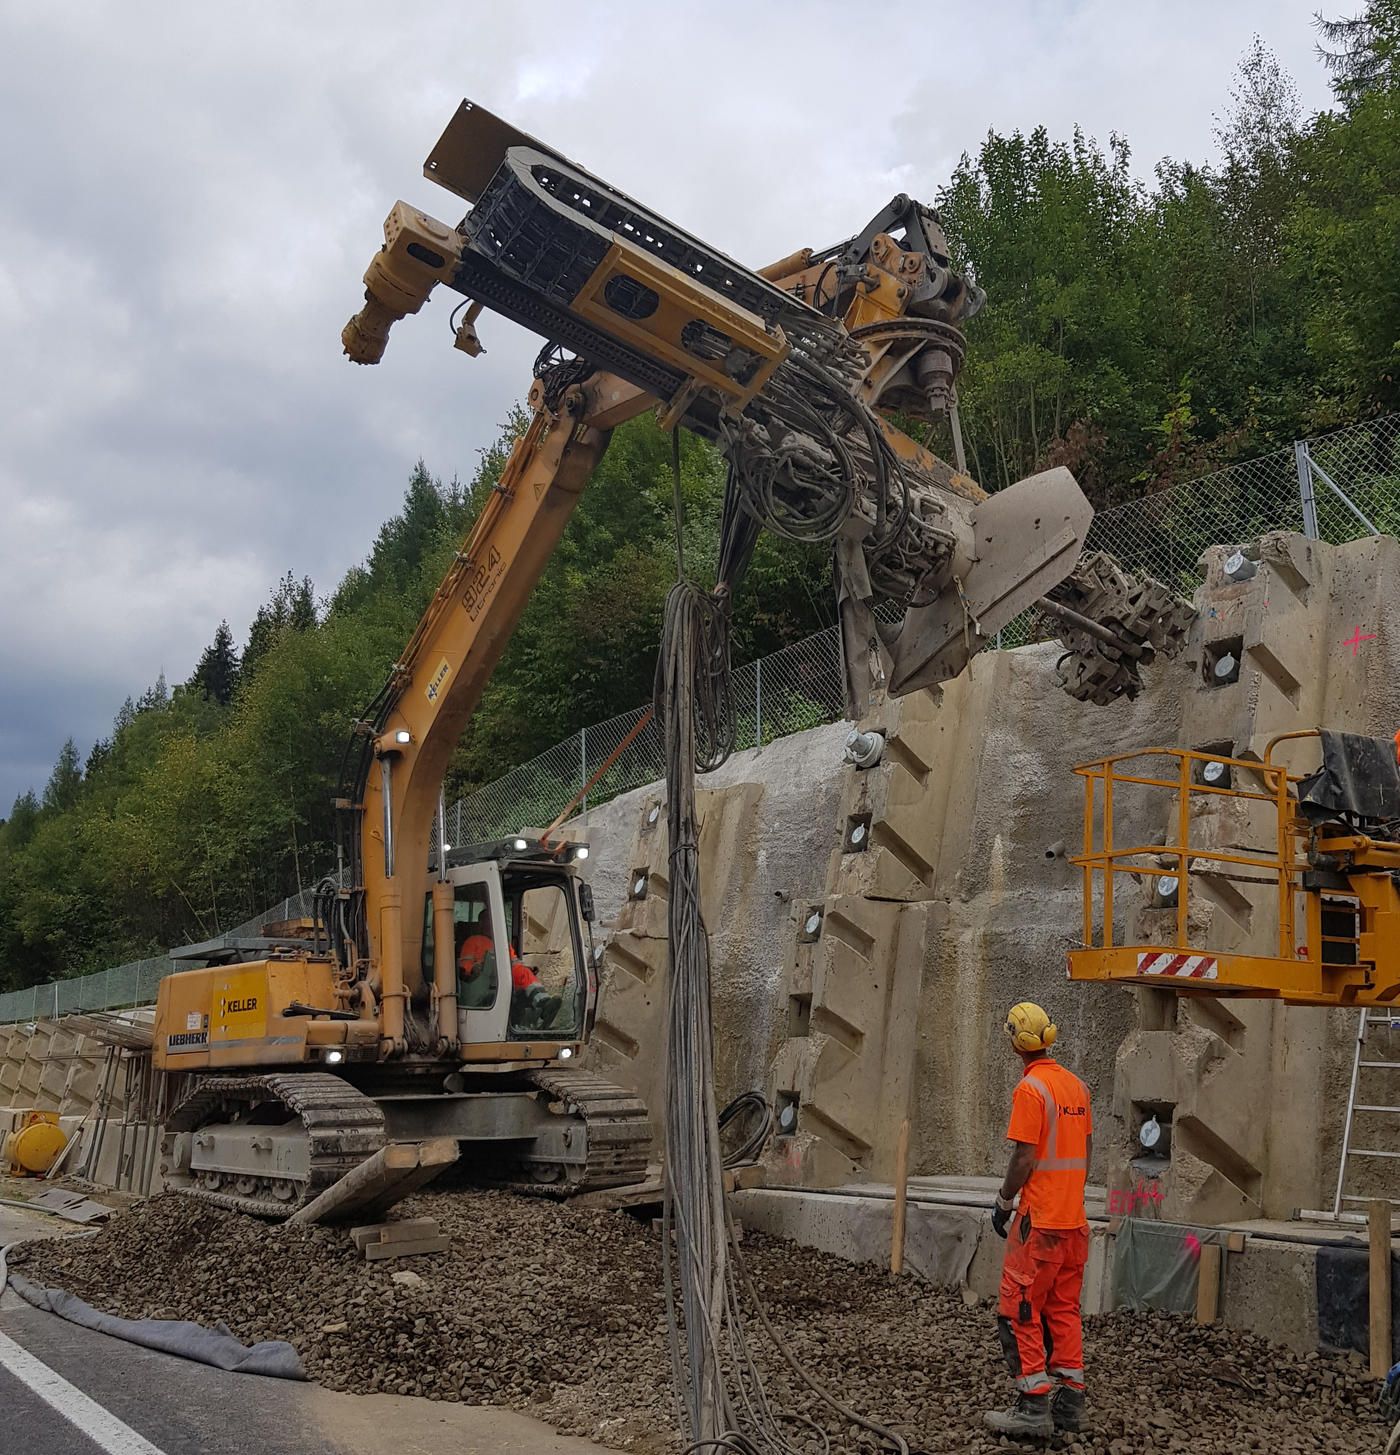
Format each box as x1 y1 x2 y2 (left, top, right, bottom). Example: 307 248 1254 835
1005 1002 1057 1052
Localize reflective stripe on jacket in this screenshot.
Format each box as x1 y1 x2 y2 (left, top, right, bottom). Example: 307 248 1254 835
1007 1058 1091 1229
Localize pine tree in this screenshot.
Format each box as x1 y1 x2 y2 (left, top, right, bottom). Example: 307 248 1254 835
192 620 241 705
84 738 111 779
136 672 169 714
1316 2 1400 103
4 791 40 848
41 738 83 814
242 573 317 681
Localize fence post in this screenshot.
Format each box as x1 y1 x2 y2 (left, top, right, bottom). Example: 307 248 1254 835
755 657 763 750
1308 452 1381 536
580 726 588 818
1294 440 1320 540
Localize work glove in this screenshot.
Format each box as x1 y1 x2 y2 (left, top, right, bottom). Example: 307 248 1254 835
992 1193 1015 1239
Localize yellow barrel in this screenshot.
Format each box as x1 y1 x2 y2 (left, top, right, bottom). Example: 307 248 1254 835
3 1111 67 1176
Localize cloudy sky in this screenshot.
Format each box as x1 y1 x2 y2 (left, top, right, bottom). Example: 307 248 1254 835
0 0 1337 812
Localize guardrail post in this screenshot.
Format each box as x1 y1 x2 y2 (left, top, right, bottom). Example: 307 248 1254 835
1294 440 1320 540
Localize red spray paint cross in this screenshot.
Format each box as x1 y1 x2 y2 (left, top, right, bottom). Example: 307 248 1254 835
1344 627 1377 656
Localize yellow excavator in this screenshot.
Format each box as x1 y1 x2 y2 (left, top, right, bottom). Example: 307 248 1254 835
152 99 1189 1219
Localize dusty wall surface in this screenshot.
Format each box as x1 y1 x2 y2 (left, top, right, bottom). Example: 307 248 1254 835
0 1019 108 1115
577 722 851 1118
767 642 1190 1188
582 531 1400 1222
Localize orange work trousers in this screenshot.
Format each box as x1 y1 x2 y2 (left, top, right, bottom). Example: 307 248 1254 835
996 1213 1089 1394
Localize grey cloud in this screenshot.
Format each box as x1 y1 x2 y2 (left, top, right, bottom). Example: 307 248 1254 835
0 0 1333 811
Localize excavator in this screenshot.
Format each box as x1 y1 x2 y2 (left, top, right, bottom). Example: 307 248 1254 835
151 99 1191 1219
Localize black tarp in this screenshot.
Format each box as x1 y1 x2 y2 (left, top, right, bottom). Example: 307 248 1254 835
1296 731 1400 825
1315 1241 1400 1357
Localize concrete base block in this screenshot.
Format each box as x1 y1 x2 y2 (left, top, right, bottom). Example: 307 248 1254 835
735 1185 1329 1352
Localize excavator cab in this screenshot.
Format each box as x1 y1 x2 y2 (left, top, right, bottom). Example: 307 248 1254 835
420 838 592 1049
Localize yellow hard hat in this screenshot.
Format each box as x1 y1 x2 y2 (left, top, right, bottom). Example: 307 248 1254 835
1005 1002 1057 1053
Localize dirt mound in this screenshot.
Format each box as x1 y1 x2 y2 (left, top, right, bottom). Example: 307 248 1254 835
10 1190 1381 1453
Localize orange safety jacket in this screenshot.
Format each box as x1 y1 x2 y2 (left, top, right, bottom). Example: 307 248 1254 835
457 934 539 992
1006 1058 1092 1230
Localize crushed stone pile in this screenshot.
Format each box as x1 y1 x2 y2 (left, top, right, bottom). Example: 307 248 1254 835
10 1189 1382 1454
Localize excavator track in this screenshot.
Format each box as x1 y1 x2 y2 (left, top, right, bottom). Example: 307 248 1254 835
508 1066 651 1195
163 1072 386 1219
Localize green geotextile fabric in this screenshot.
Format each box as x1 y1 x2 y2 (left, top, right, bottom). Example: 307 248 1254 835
1112 1218 1233 1313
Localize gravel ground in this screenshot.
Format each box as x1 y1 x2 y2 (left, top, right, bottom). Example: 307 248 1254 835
9 1190 1383 1454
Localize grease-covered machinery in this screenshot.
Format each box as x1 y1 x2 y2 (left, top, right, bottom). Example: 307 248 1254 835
154 100 1190 1219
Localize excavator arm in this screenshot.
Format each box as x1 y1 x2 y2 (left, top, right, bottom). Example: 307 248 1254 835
346 368 662 1055
337 99 1194 1055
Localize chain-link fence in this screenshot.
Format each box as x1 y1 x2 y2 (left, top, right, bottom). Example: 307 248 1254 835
4 414 1398 1025
438 627 848 848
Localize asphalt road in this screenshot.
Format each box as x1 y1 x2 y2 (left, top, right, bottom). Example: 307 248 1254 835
0 1284 618 1455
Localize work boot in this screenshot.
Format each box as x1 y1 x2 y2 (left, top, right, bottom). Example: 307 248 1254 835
1051 1384 1086 1433
983 1391 1053 1440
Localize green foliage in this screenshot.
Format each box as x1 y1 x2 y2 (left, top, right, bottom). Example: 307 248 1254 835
191 621 240 706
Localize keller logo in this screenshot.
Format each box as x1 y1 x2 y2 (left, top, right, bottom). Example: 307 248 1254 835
425 658 451 704
221 996 258 1015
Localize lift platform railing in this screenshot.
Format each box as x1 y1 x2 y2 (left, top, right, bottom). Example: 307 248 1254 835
1074 744 1300 958
1068 733 1400 1005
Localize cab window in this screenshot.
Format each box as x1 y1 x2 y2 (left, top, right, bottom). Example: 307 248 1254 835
503 876 583 1038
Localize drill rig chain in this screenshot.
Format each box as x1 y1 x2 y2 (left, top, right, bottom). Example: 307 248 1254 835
162 1072 386 1219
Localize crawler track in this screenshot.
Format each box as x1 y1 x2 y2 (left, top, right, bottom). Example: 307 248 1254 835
163 1072 386 1218
512 1066 651 1195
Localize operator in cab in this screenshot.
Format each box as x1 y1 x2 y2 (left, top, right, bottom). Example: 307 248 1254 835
457 909 562 1029
985 1002 1092 1441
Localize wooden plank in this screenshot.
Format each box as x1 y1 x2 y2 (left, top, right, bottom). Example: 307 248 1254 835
890 1117 910 1276
1371 1198 1392 1379
573 1177 663 1210
289 1138 457 1226
1196 1242 1222 1324
364 1235 451 1261
350 1217 439 1251
345 1138 458 1224
1226 1231 1246 1254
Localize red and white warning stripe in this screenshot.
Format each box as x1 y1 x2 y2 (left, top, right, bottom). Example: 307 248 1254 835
1137 951 1218 980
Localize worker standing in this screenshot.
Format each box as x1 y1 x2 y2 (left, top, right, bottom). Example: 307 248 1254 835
985 1002 1092 1440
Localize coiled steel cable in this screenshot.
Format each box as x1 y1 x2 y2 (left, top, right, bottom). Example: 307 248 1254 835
655 441 909 1455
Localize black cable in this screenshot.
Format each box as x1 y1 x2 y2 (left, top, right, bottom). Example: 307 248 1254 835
717 1092 772 1168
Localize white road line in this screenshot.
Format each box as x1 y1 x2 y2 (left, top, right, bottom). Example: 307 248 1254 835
0 1328 167 1455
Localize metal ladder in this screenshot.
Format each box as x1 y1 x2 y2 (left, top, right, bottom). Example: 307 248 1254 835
1329 1009 1400 1221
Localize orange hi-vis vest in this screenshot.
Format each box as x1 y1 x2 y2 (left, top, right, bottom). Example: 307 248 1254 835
1006 1058 1092 1230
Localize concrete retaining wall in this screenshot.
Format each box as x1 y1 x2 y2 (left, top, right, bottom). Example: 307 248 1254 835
581 531 1400 1223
